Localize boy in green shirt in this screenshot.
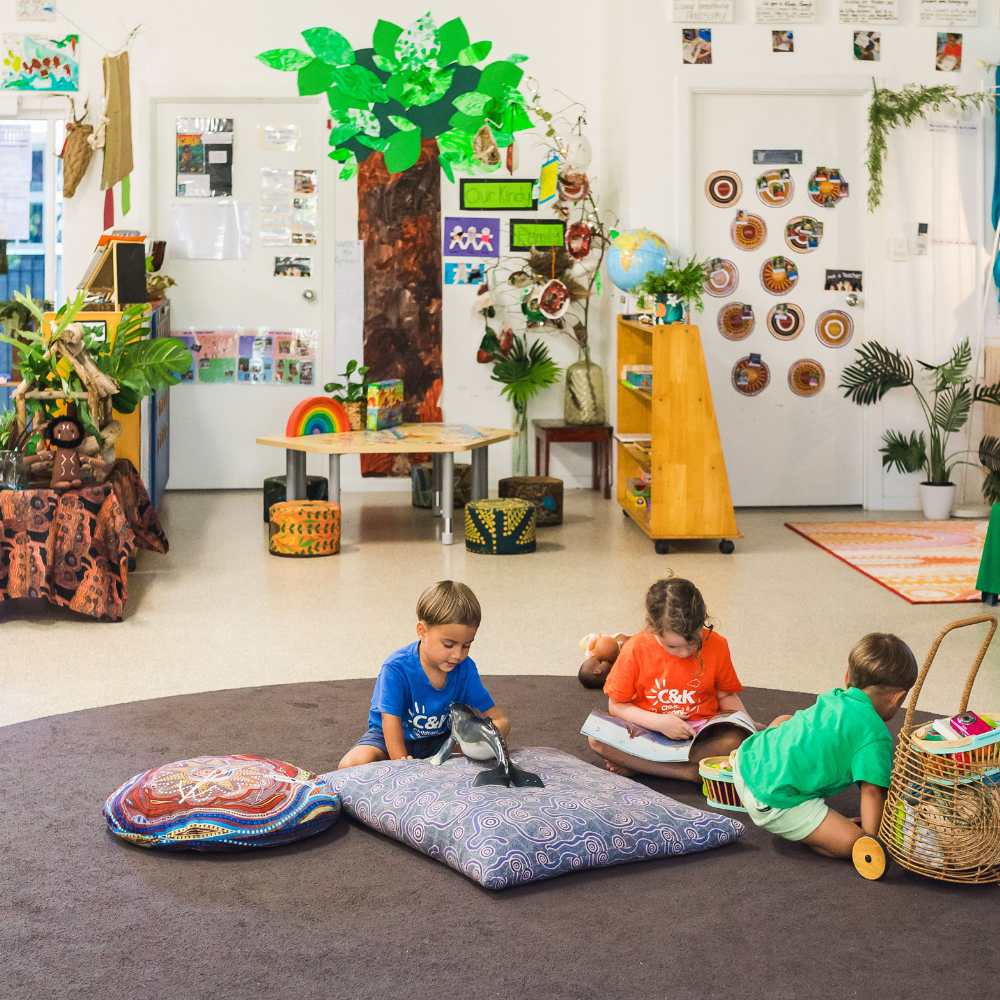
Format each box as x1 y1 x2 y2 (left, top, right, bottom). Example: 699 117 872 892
734 633 917 859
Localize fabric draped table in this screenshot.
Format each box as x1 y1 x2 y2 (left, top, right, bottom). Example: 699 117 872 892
0 459 167 621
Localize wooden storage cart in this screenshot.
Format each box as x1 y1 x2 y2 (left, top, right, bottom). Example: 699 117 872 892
616 317 740 554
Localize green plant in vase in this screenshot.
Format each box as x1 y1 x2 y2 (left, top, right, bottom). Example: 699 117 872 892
634 256 708 324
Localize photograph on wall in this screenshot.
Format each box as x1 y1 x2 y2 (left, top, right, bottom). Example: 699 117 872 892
773 31 794 51
682 29 713 64
176 117 233 197
824 269 862 291
936 33 962 72
274 256 311 277
260 168 318 246
853 31 880 61
444 262 485 285
444 216 499 257
16 1 55 20
1 33 78 91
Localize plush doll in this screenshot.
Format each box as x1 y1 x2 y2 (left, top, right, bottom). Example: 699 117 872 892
24 415 109 488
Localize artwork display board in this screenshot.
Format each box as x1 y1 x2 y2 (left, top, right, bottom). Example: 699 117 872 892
173 328 317 386
176 117 233 197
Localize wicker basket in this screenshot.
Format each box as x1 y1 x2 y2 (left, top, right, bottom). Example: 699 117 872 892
877 615 1000 884
699 755 746 812
342 400 367 432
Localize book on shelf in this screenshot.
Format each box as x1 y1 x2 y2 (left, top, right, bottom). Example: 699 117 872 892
614 432 652 444
580 709 758 763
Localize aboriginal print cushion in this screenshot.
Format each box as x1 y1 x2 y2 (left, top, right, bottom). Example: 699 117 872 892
103 755 340 850
322 748 743 889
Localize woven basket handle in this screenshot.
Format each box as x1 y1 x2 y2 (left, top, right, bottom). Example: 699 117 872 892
902 615 998 739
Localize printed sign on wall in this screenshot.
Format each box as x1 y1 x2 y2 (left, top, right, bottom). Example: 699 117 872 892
444 216 499 257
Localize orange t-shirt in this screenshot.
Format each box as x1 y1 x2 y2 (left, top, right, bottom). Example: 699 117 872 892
603 629 742 722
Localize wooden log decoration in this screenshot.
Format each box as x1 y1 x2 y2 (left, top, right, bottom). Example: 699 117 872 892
56 324 119 398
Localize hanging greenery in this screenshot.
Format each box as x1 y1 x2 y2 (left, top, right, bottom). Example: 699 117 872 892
867 81 990 211
256 13 534 180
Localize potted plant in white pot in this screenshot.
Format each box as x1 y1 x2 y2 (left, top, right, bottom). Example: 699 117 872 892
840 339 1000 519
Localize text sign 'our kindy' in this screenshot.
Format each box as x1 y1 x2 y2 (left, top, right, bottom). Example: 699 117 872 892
460 178 537 211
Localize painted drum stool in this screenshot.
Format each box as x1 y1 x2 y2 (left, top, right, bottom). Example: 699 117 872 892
262 474 328 522
269 500 341 557
498 475 563 526
465 498 536 555
411 461 472 509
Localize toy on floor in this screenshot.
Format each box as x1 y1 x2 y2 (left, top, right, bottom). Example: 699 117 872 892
699 754 747 812
853 614 1000 883
577 631 629 689
430 703 545 788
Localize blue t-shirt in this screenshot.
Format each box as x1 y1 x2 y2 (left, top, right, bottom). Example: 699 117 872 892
367 641 495 740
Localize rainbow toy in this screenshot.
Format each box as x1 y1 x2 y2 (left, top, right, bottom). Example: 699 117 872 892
285 397 352 437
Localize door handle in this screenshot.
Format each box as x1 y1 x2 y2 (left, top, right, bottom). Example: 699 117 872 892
845 292 861 307
302 288 316 301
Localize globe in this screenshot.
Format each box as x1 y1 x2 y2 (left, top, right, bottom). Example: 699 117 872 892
605 229 669 292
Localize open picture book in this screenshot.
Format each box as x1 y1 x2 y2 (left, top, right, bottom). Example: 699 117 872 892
580 709 759 763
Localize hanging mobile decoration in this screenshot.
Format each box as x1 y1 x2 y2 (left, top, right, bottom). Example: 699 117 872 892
766 302 804 340
732 354 770 396
505 138 519 174
704 258 739 297
705 170 742 208
784 216 823 254
755 169 794 208
717 302 755 341
760 255 799 295
731 210 767 251
59 99 94 199
538 278 571 320
788 358 825 397
473 124 501 167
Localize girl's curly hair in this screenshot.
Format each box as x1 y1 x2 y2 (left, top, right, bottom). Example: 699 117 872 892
644 572 715 662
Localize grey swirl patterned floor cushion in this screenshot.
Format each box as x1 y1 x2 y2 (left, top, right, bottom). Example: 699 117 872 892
321 748 745 889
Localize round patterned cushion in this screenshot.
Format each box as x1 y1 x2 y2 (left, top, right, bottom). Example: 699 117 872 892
103 754 341 851
268 500 340 556
465 498 536 555
498 476 563 527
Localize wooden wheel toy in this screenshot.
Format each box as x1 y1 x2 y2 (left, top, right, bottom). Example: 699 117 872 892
853 835 889 880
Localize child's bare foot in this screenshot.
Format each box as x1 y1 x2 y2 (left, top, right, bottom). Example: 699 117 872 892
604 760 637 778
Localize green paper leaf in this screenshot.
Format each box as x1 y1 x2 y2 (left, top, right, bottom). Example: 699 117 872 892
373 19 403 59
383 126 422 174
328 147 353 160
256 48 313 71
394 14 440 70
372 54 397 73
333 64 387 102
298 58 337 95
340 163 358 180
302 27 355 66
458 40 492 66
510 105 533 132
388 115 417 131
439 156 455 183
357 135 390 151
506 53 528 63
449 110 486 133
329 124 361 145
437 18 470 65
453 91 492 115
477 60 523 100
326 87 369 112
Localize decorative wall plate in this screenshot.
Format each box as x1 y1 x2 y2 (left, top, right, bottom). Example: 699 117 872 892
756 169 794 208
705 170 743 208
704 258 739 297
788 358 825 397
815 309 854 348
760 255 799 295
732 356 770 397
718 302 755 341
784 216 824 254
731 211 768 251
808 168 849 209
766 302 804 340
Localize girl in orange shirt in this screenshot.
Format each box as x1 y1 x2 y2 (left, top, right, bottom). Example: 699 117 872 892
588 574 752 782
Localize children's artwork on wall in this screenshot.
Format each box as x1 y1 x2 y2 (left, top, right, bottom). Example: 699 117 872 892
705 170 742 207
539 156 558 204
444 217 498 257
16 1 55 20
717 302 755 341
682 29 712 64
808 167 849 208
193 331 237 384
260 168 318 245
259 125 300 151
732 354 770 396
760 255 799 295
853 31 880 61
824 268 862 291
176 117 233 197
459 178 537 211
767 302 804 340
730 210 767 251
755 0 815 22
444 262 484 285
509 219 566 252
815 309 854 347
772 31 794 51
755 169 793 207
274 256 311 277
176 328 316 386
704 258 739 297
784 216 824 253
936 33 962 72
2 34 78 90
788 358 825 396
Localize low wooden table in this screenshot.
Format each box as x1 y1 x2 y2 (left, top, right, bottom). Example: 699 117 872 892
533 419 612 500
256 423 517 545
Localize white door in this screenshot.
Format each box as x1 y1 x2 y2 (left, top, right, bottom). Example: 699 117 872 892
691 91 867 506
152 98 330 489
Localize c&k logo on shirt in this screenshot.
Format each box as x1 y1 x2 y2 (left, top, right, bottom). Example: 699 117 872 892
645 678 699 714
407 702 450 737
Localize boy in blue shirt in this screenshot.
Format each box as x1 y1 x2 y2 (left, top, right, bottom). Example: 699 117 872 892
733 632 917 859
338 580 509 767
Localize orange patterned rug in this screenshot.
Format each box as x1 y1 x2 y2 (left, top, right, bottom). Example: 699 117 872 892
786 520 988 604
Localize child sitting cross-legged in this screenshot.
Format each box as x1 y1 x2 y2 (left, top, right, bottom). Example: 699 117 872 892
338 580 509 767
733 632 917 859
588 573 751 782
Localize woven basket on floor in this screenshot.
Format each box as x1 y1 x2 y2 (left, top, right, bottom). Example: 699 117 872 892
699 755 746 812
878 615 1000 884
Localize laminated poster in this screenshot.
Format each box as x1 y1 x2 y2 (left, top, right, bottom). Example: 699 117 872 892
919 0 977 25
176 118 233 197
839 0 898 22
672 0 734 21
755 0 815 22
260 168 318 246
176 329 317 386
259 124 300 151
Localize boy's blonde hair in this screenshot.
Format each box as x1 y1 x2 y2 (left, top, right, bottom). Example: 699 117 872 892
417 580 481 629
847 633 918 691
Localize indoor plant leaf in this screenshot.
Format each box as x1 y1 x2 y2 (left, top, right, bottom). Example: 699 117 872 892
839 342 914 406
879 429 926 475
932 384 971 433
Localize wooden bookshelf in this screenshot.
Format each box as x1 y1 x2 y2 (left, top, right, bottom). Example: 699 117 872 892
616 317 741 554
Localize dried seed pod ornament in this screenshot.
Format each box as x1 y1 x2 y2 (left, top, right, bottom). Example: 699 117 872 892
538 279 570 320
473 125 500 167
566 222 593 260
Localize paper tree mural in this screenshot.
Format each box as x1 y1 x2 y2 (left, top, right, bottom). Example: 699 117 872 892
257 14 535 477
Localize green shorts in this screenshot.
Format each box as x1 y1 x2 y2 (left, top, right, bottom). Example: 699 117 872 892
732 748 828 842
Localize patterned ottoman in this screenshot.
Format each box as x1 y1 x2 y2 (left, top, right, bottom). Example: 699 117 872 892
465 497 536 554
498 475 564 526
262 474 328 522
103 754 340 850
269 500 341 556
411 461 472 509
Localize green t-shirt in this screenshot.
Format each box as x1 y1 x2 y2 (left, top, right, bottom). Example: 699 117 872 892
737 687 893 809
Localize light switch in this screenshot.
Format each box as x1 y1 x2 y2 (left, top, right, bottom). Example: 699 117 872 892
889 237 908 262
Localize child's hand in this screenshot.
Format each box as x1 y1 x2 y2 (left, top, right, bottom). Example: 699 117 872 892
656 713 698 740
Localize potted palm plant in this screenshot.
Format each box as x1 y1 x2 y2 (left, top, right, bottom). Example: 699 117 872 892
634 256 708 324
840 339 1000 519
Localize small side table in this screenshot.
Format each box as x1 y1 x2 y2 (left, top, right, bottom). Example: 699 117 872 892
533 419 612 499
